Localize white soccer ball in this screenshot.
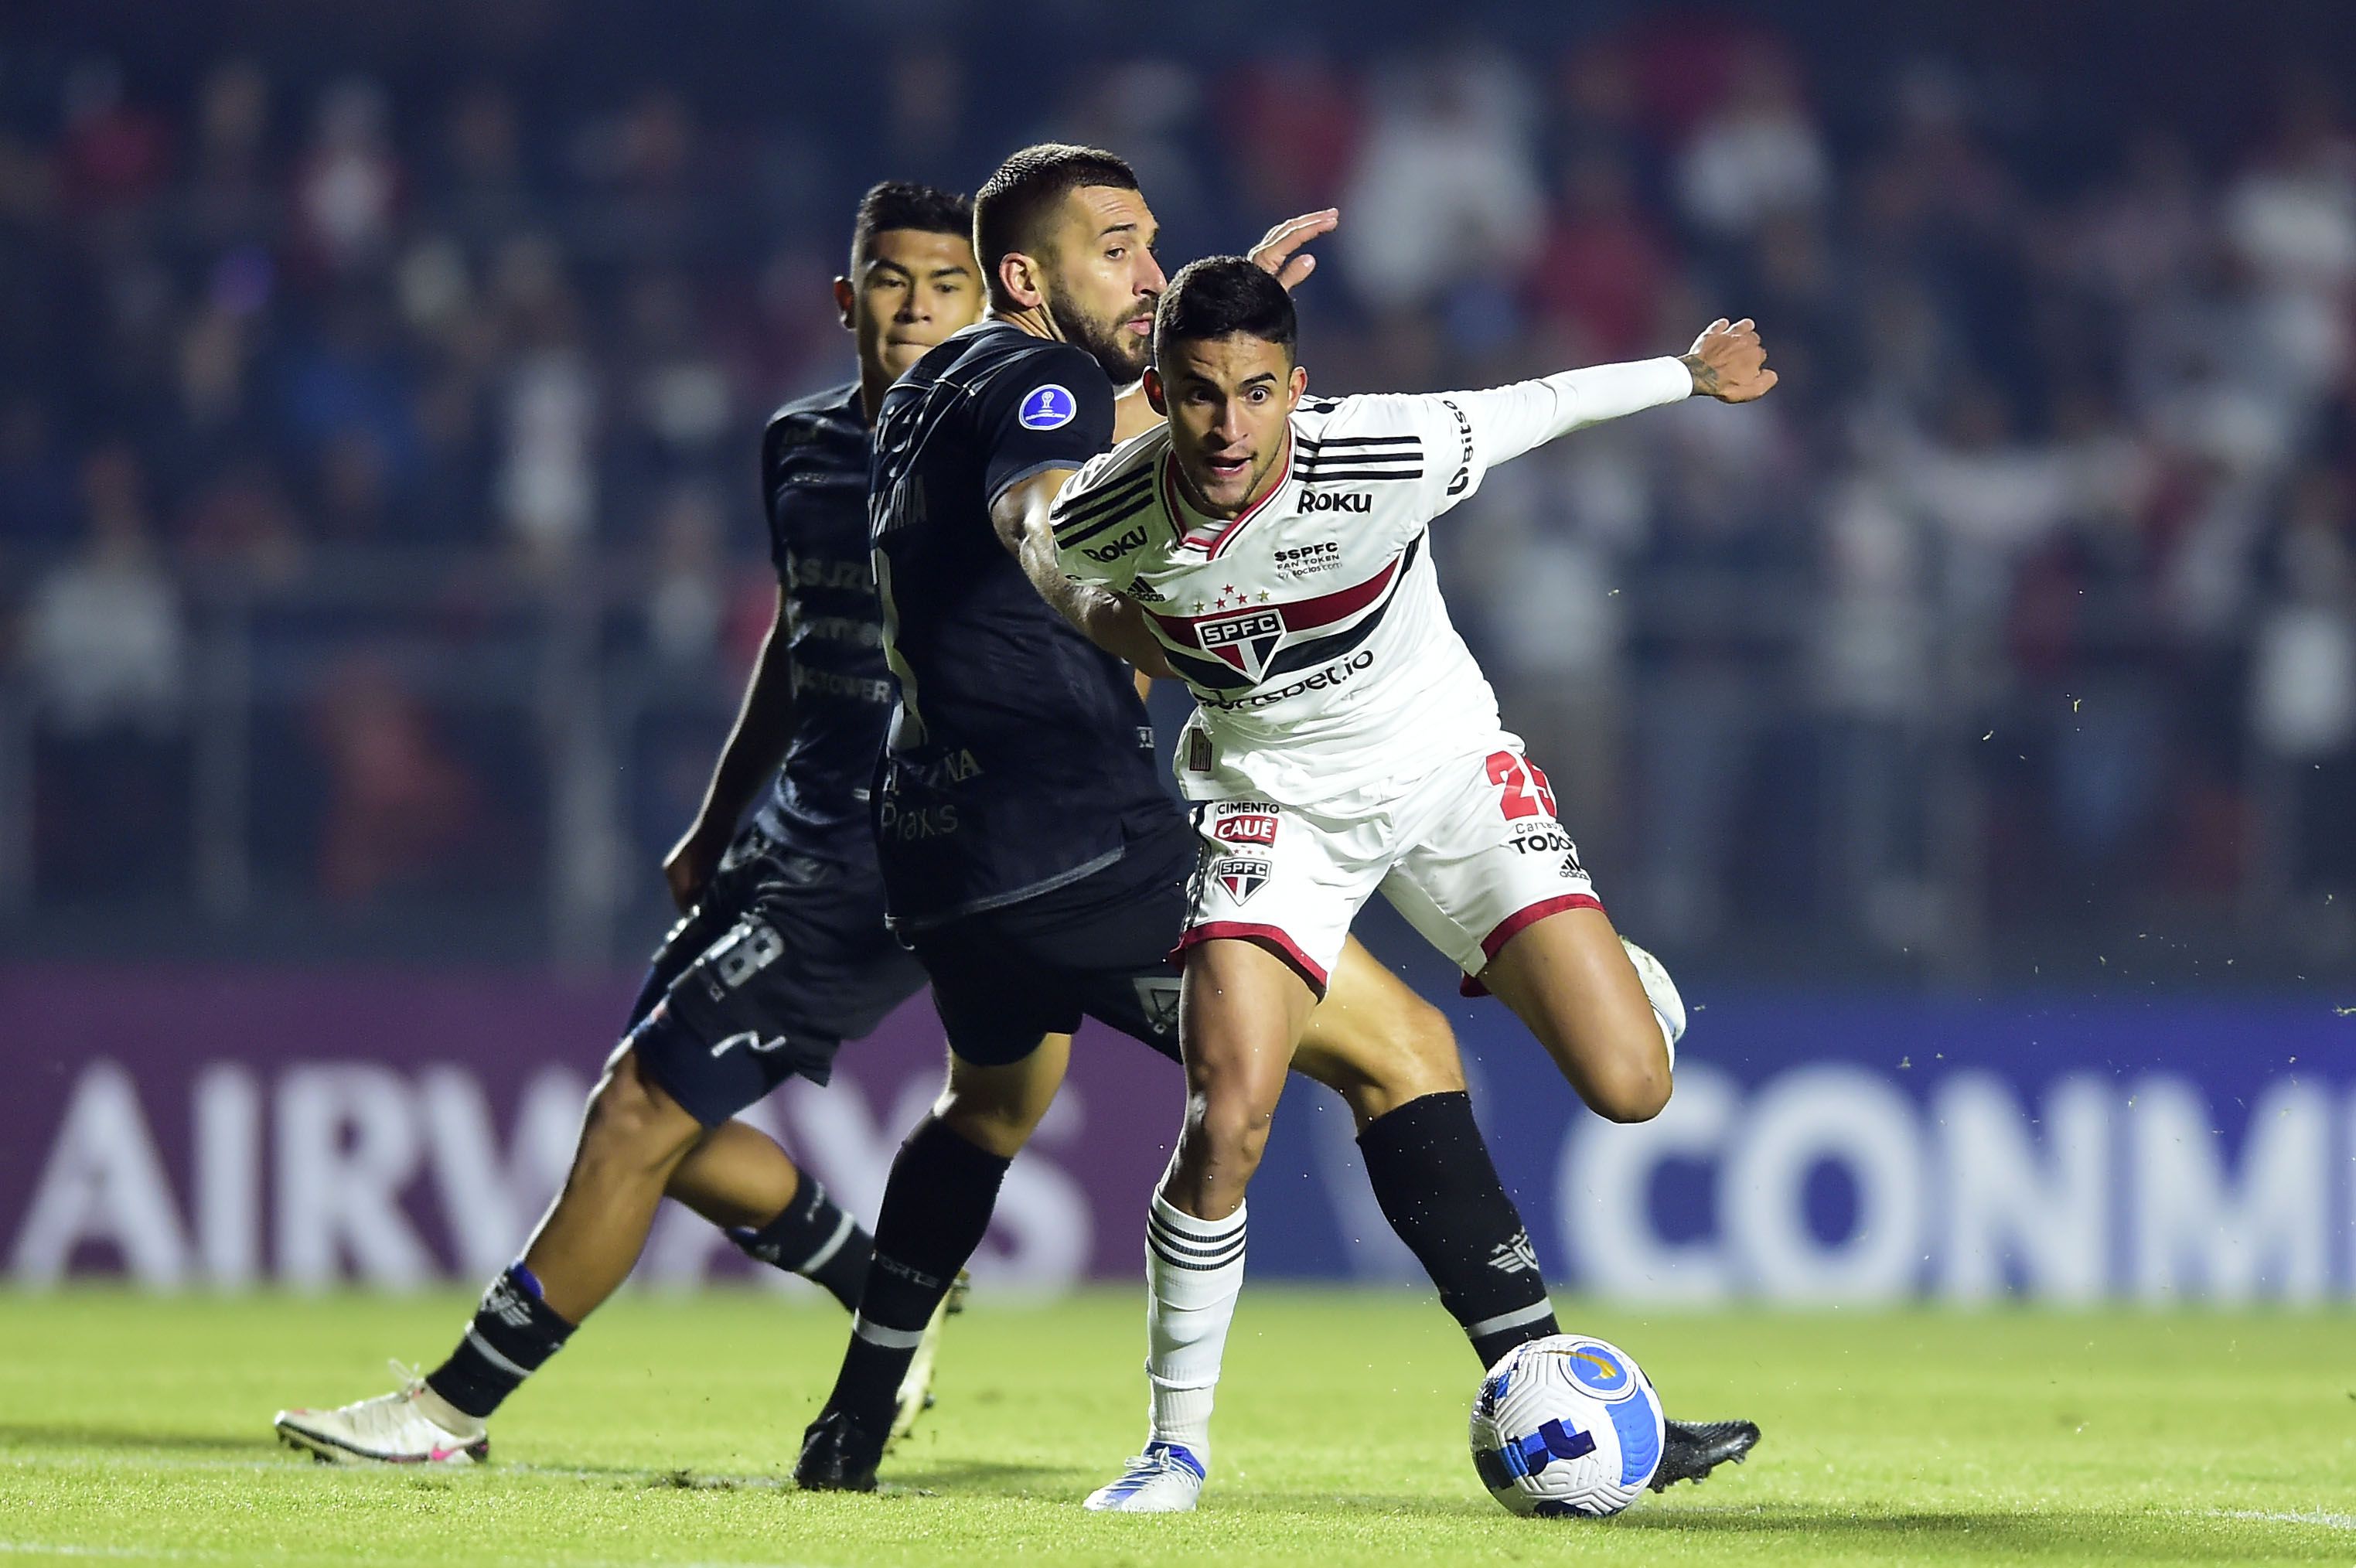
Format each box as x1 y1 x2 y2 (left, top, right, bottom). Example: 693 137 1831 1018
1468 1334 1663 1518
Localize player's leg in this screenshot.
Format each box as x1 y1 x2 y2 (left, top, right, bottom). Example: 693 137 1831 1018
1471 912 1764 1488
1156 936 1319 1219
1088 809 1383 1511
1171 801 1563 1370
1478 905 1672 1123
271 884 731 1466
492 856 892 1328
1393 745 1673 1123
656 873 936 1312
271 1051 704 1465
639 846 936 1316
622 891 877 1300
1294 940 1567 1371
795 894 1080 1491
796 1038 1070 1488
1079 936 1313 1510
274 848 886 1464
1389 745 1759 1484
662 1120 802 1229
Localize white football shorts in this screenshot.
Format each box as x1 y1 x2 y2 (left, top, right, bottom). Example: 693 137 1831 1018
1176 741 1602 995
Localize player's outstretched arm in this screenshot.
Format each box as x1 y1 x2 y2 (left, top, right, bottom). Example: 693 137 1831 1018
992 467 1176 680
1420 318 1778 496
663 583 798 910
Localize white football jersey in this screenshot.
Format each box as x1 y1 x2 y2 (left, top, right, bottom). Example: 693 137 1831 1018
1050 358 1694 805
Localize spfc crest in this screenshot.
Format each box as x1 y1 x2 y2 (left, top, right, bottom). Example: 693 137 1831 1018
1198 607 1285 680
1212 856 1270 903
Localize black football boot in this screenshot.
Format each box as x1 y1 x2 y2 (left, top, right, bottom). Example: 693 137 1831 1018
1650 1417 1761 1490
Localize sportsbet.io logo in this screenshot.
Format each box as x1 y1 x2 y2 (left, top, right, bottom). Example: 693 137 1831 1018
1018 384 1077 430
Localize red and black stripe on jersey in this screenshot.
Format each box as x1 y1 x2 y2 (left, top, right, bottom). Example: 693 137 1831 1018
1148 536 1422 693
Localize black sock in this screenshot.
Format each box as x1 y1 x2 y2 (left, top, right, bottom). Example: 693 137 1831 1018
1358 1090 1559 1371
729 1175 872 1311
424 1263 577 1420
823 1115 1009 1424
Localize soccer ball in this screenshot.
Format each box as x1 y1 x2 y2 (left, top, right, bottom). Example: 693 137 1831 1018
1469 1334 1662 1518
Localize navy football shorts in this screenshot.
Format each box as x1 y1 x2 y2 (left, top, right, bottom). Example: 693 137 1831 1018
627 824 927 1127
905 828 1195 1069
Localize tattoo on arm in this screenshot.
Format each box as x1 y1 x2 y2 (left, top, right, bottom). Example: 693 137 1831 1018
1681 353 1720 397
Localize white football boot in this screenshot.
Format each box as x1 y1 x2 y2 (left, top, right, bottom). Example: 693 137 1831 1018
888 1268 970 1448
1620 937 1686 1066
274 1362 489 1465
1083 1440 1208 1512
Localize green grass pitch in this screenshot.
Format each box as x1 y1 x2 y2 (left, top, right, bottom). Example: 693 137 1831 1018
0 1288 2349 1566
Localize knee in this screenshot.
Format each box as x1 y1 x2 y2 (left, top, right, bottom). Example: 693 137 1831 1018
936 1082 1048 1160
1350 996 1466 1112
1584 1048 1672 1124
1188 1079 1277 1174
581 1050 697 1168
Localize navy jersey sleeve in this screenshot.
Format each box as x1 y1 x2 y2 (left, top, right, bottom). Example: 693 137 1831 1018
977 343 1118 508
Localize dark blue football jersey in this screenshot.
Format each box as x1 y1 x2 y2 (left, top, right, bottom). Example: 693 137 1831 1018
868 320 1184 929
750 382 892 862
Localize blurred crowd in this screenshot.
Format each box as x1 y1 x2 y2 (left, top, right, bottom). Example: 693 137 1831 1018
3 6 2354 973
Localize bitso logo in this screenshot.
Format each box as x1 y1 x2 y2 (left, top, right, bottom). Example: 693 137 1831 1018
1018 384 1077 430
1441 397 1475 496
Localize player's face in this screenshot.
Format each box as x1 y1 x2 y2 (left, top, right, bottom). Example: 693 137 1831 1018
1038 185 1164 381
1157 333 1307 516
840 229 984 383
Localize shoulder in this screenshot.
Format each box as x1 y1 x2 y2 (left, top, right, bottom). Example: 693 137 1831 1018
1055 425 1167 513
970 333 1113 429
1291 393 1446 488
763 380 864 475
1051 427 1167 572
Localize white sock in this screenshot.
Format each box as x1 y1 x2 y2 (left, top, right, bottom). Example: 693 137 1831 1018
1144 1190 1246 1465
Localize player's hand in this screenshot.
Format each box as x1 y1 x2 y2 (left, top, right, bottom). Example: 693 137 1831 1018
1250 208 1338 292
1681 319 1778 403
662 821 727 914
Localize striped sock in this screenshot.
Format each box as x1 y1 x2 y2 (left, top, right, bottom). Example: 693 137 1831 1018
424 1263 575 1420
1144 1191 1247 1464
729 1176 872 1311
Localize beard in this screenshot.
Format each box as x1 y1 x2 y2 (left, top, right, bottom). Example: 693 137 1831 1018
1046 292 1152 383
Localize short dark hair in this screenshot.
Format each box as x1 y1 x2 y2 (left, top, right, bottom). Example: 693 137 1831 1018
849 180 974 273
1154 256 1297 365
972 143 1140 303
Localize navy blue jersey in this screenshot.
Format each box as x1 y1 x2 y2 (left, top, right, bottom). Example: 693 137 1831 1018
868 320 1183 929
750 382 891 862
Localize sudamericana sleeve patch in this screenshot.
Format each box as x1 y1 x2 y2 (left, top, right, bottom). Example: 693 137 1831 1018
1018 384 1077 430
